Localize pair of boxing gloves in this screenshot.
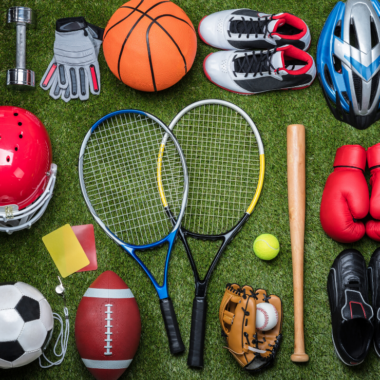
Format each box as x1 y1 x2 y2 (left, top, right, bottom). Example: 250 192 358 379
320 144 380 243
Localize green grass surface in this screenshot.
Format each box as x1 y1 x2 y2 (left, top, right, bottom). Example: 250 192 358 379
1 0 380 379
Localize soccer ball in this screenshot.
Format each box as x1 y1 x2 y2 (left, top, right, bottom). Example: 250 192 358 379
0 282 54 368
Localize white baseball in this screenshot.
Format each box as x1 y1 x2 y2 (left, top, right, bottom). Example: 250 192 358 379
256 303 279 331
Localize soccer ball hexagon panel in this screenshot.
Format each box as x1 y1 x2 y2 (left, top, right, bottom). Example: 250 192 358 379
0 282 53 369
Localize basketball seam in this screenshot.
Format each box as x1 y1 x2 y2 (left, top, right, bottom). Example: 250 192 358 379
103 0 145 41
116 1 172 81
146 14 195 91
107 1 196 91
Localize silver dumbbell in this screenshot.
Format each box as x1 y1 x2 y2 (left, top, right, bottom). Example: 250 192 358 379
6 7 36 89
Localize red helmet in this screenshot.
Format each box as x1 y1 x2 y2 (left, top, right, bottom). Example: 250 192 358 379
0 106 57 234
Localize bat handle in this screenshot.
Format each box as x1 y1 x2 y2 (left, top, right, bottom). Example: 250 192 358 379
291 249 309 363
187 296 207 368
160 298 185 355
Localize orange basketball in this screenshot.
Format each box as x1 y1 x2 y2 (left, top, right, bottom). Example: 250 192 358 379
103 0 197 92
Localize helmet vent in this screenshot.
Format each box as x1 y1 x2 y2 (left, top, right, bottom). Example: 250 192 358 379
6 156 10 163
334 20 342 38
13 113 18 117
333 54 342 73
19 133 23 139
324 64 334 90
369 71 380 108
349 20 359 49
371 17 379 48
14 146 18 152
353 72 363 110
18 122 22 126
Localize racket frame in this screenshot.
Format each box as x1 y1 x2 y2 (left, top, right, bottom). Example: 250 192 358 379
163 99 265 367
79 109 189 354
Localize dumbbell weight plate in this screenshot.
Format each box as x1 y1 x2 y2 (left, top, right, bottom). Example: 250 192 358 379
7 69 35 88
7 7 35 26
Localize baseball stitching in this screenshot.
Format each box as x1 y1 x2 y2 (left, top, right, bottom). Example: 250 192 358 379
257 307 269 330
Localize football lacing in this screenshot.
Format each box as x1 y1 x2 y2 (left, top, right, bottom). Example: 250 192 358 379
104 304 113 355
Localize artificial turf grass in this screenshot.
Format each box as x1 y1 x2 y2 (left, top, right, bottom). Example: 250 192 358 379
1 0 380 379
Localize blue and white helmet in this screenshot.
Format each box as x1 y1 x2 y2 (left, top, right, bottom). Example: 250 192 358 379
317 0 380 129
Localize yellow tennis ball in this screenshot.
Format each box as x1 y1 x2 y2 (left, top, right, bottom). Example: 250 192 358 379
253 234 280 260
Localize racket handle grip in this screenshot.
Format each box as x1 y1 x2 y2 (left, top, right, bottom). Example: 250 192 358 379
187 296 207 368
160 298 185 355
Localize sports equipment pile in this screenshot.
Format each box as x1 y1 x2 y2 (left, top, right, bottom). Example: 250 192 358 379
3 0 380 378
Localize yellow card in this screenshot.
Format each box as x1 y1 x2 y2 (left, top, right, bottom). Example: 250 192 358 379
42 224 90 278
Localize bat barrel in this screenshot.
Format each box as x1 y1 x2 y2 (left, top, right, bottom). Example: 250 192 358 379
287 124 309 363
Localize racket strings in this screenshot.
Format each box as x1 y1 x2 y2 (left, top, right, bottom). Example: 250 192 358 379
82 112 184 245
172 104 260 235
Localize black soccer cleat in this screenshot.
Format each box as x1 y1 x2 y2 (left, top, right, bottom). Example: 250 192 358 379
327 249 374 366
368 247 380 357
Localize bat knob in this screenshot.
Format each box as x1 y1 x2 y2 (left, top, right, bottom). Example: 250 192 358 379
291 353 309 363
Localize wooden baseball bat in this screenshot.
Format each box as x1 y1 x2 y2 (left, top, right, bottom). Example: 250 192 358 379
287 124 309 363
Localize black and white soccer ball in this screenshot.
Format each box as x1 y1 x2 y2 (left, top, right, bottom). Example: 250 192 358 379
0 282 53 368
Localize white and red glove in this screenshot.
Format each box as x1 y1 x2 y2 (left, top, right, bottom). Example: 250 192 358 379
320 145 369 243
366 143 380 241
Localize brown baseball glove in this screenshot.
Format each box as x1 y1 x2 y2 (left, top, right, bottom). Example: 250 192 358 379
219 283 283 373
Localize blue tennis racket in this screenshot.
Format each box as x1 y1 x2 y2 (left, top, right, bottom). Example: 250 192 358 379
79 110 188 354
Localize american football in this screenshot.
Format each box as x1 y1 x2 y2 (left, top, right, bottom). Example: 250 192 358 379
75 271 141 380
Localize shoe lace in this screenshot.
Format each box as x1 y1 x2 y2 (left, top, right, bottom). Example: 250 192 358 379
228 15 275 39
233 50 278 78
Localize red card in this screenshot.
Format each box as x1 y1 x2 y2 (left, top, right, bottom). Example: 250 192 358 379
72 225 98 272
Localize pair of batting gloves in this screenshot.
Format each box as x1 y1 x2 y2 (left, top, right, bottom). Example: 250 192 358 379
40 17 103 102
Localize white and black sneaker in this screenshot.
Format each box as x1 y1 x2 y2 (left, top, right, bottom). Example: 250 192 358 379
203 45 316 95
198 9 311 51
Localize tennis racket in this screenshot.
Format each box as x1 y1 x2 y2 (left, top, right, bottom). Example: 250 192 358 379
79 110 188 354
161 99 265 367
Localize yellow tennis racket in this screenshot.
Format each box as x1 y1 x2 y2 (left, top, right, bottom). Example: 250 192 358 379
160 99 265 368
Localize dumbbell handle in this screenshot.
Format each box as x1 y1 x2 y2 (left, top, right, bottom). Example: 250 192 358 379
16 23 26 69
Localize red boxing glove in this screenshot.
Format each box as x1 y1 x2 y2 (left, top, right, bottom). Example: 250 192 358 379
366 143 380 241
320 145 369 243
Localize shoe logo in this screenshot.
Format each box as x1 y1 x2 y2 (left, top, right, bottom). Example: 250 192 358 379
334 36 380 81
